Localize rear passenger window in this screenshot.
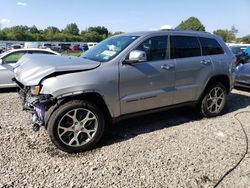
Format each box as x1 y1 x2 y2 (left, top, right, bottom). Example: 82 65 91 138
171 36 201 58
199 37 224 55
135 36 169 61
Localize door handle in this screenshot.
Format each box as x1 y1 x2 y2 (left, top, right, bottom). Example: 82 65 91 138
200 60 211 65
161 64 174 70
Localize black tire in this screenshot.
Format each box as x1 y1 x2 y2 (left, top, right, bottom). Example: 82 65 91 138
200 82 227 118
47 100 105 153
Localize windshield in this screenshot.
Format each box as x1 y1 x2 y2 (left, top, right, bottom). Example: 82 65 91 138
81 35 139 62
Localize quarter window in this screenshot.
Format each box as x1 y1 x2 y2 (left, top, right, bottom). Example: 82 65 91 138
199 37 224 55
135 36 170 61
171 36 201 58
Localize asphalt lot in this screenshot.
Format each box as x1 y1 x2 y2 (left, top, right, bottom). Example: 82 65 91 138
0 88 250 188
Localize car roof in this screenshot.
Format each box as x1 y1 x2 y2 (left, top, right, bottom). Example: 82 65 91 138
1 48 60 56
119 30 212 37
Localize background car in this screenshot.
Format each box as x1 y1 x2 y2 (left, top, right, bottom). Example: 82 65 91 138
230 46 249 65
0 48 60 88
0 44 5 54
41 43 61 51
11 44 22 49
79 44 89 51
245 46 250 57
58 43 71 51
87 42 98 49
235 63 250 88
69 44 80 51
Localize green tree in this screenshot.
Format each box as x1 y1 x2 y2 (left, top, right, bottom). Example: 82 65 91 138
64 23 79 35
88 26 109 38
2 26 27 40
213 26 238 42
44 26 60 34
29 25 39 34
176 17 205 31
0 30 7 40
239 35 250 43
43 26 60 41
81 31 103 42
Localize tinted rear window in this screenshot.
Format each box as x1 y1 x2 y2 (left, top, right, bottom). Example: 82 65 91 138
199 37 224 55
171 36 201 58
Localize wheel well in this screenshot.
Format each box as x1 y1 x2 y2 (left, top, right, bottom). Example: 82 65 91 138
45 92 112 129
205 75 230 94
60 92 112 121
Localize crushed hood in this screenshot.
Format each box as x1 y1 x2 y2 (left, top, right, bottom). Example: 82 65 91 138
14 54 100 86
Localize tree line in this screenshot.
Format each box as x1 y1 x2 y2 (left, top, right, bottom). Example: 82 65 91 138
0 23 122 42
0 18 249 43
176 17 250 43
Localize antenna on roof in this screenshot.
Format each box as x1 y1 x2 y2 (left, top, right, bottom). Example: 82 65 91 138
160 25 172 30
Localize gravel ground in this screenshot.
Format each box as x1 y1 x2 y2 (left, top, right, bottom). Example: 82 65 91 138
0 89 250 188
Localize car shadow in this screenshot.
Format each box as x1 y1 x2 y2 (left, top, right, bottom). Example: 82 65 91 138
0 88 17 93
99 91 250 148
100 106 202 147
225 91 250 113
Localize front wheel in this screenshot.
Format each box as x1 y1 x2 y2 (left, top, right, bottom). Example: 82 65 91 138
47 100 105 153
200 83 227 118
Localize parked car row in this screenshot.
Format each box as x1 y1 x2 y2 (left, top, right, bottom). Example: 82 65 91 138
0 42 98 53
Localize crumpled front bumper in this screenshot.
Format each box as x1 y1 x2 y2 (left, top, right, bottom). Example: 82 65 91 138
15 80 54 128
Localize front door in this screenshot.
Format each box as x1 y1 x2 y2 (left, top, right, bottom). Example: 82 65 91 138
119 36 175 114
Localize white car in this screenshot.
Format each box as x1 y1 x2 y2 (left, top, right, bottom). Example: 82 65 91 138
0 48 60 88
87 42 98 49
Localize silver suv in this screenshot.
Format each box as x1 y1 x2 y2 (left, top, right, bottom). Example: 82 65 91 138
14 30 235 153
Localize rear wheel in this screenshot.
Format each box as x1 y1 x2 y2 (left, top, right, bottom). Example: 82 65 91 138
200 83 227 117
47 100 105 153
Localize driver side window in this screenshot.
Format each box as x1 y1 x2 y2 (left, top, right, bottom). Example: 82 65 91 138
3 52 26 64
135 36 170 62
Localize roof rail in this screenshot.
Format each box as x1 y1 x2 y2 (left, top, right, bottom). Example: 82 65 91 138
160 29 211 34
160 29 175 31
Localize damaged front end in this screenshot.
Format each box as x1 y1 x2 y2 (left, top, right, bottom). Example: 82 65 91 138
15 79 55 131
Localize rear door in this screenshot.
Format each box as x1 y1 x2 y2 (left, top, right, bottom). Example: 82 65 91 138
119 35 175 114
199 36 226 69
170 34 213 104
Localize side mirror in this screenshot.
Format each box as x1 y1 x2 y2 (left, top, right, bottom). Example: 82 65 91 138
124 50 147 64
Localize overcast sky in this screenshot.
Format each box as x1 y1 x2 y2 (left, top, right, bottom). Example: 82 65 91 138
0 0 249 37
